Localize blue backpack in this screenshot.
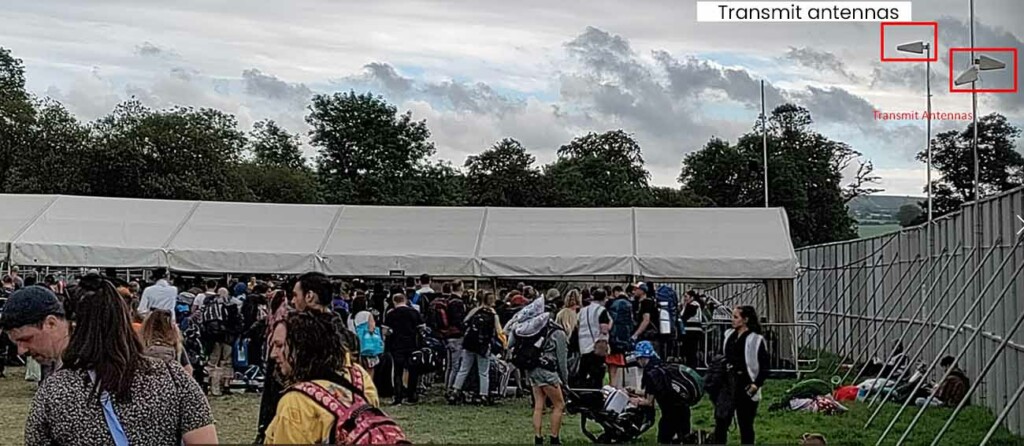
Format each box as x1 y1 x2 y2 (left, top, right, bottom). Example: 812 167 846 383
175 302 192 332
608 297 635 353
655 286 679 337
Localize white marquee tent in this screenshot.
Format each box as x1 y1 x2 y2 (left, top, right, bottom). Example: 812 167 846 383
0 194 799 281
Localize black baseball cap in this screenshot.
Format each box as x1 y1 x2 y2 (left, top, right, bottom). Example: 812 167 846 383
0 285 65 330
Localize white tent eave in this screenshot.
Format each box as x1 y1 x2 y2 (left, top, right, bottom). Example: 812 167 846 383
0 194 798 280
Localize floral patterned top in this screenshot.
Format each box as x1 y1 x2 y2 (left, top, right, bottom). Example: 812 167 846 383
25 358 213 446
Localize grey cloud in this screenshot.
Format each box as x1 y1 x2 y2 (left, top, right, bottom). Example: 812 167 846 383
346 62 524 116
242 68 313 106
784 47 860 82
135 41 177 59
869 63 949 90
937 16 1022 111
363 63 413 96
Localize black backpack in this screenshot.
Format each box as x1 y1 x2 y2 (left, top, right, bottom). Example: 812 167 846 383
202 297 241 338
510 323 561 371
461 308 496 355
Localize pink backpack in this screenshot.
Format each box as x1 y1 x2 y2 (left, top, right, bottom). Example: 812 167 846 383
291 368 410 444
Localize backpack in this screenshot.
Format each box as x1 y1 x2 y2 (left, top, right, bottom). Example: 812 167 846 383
202 297 242 338
427 297 453 337
175 302 193 332
655 286 679 337
647 363 704 407
461 308 497 355
608 298 635 353
510 323 561 371
290 368 409 444
410 338 444 373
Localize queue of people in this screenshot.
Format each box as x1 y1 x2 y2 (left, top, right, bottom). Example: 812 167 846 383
0 266 776 445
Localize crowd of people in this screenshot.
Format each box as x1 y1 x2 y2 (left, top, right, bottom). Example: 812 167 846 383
0 265 788 445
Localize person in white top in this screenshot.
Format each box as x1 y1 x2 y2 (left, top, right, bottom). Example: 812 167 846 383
576 289 612 389
137 269 178 322
192 279 219 312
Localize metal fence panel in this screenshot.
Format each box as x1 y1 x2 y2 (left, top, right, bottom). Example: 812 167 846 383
796 186 1024 436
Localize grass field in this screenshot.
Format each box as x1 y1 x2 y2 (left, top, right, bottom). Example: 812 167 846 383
858 224 903 239
3 363 1023 445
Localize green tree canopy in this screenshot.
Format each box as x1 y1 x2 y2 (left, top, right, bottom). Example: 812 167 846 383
464 138 545 207
545 130 651 207
308 91 435 205
917 113 1023 216
680 104 869 247
248 119 307 171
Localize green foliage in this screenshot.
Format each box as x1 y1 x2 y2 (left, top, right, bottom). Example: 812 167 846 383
4 100 91 194
308 91 435 205
918 113 1023 216
236 162 320 204
546 130 651 207
0 47 36 191
680 104 863 247
897 203 923 227
88 101 250 201
464 138 545 207
248 119 307 170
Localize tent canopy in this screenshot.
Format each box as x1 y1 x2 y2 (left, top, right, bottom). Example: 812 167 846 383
0 194 798 280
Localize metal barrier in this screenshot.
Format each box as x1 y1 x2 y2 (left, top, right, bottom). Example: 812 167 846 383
678 321 821 377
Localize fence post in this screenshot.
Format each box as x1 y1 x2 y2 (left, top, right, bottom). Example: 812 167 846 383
865 241 1000 428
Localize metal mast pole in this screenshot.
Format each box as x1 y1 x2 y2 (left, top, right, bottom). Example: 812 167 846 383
762 80 769 208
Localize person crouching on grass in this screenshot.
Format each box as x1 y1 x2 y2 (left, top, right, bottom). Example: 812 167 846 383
265 310 386 444
628 341 692 444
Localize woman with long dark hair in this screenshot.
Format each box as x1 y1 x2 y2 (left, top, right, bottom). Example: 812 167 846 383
713 305 769 445
25 278 217 445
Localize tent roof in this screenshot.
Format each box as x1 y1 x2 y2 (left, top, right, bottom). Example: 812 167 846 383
0 194 798 280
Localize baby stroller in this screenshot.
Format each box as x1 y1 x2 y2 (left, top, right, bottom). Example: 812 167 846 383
565 387 655 444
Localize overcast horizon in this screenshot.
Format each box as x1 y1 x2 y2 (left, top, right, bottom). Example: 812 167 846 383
2 0 1021 197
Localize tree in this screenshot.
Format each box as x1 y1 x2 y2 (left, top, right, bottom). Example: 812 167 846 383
4 100 91 194
0 47 36 192
917 113 1023 216
545 130 651 207
680 104 867 247
248 119 307 170
89 101 250 201
407 161 467 206
896 203 923 227
236 162 320 204
307 91 434 205
464 138 545 206
644 187 713 207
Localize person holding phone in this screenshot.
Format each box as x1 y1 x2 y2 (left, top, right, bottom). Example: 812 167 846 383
713 305 769 445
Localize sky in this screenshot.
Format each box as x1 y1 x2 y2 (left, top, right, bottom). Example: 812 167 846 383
2 0 1022 197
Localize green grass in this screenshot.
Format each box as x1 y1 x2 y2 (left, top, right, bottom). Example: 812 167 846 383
2 365 1022 445
858 224 903 239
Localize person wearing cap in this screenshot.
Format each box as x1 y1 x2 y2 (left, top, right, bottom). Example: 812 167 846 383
631 282 659 350
0 286 71 377
628 341 692 445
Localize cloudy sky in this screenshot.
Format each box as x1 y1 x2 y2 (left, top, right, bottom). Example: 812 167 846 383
3 0 1022 196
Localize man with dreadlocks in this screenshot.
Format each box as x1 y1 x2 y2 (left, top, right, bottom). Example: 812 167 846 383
266 310 401 444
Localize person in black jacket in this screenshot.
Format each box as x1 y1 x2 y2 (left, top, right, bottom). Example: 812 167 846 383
713 305 769 445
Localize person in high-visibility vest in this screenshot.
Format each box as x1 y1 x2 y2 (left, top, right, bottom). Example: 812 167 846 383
680 290 705 368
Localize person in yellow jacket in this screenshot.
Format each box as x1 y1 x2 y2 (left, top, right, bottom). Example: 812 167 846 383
265 311 380 444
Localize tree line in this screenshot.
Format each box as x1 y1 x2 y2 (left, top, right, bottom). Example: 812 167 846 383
3 48 1019 248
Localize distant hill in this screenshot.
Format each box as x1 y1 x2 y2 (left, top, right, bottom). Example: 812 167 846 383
848 194 924 223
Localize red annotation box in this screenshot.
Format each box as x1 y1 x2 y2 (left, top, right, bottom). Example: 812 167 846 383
949 47 1019 94
880 22 938 62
